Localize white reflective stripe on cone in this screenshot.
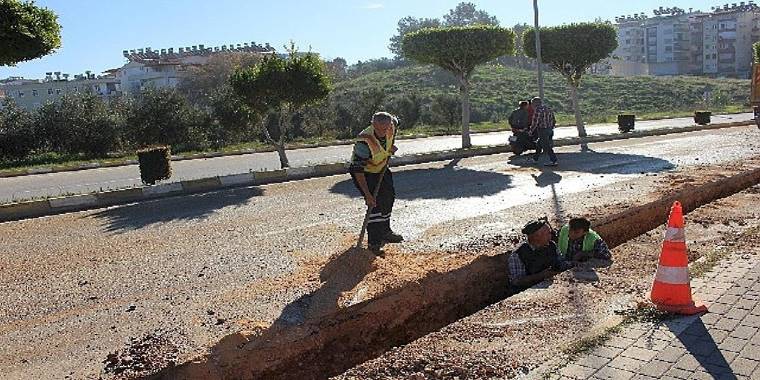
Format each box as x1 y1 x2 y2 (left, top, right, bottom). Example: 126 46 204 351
664 227 685 242
654 265 690 285
368 217 391 224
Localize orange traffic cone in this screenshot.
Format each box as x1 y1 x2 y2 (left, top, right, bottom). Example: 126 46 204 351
650 201 708 315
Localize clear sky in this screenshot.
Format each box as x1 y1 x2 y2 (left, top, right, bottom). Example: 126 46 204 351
1 0 722 79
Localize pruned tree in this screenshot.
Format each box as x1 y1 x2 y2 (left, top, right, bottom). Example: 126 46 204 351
524 23 617 137
442 2 499 27
230 47 331 168
402 25 514 147
0 0 61 66
753 41 760 63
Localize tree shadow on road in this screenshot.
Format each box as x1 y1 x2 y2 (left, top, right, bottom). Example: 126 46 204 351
89 187 263 233
329 158 514 200
509 149 675 175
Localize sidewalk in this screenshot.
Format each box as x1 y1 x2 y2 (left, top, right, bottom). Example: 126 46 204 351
553 256 760 380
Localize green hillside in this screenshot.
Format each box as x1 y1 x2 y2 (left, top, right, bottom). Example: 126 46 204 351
333 64 750 125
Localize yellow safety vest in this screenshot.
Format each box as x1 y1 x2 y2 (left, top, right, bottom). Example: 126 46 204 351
357 126 394 173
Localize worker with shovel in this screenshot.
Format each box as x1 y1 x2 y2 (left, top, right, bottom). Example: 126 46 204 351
350 112 404 253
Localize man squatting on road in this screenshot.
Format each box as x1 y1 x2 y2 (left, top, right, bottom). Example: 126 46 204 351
349 111 405 253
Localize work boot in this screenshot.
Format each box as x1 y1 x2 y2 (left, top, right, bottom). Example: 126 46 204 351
383 231 404 244
368 242 384 255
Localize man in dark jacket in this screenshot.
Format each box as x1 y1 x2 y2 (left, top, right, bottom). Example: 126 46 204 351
508 101 535 155
507 219 571 292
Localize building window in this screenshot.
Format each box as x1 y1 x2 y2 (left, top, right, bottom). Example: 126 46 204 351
665 46 673 52
17 90 24 97
32 89 38 96
55 88 61 94
706 54 711 59
713 53 717 59
48 88 53 95
626 39 631 44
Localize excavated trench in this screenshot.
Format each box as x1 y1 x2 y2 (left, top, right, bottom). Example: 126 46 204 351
145 166 760 380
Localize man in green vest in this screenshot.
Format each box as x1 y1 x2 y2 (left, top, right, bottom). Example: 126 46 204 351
558 217 612 262
349 112 404 253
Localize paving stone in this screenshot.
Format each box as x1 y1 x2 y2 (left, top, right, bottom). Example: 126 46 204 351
713 317 742 331
687 371 719 380
662 366 697 379
618 328 646 341
633 337 670 351
751 331 760 345
592 366 635 380
559 364 596 379
719 336 749 353
730 325 758 339
608 355 645 372
656 346 685 363
741 314 760 327
725 307 751 320
635 359 672 377
707 328 730 344
739 343 760 360
730 357 760 376
590 345 623 360
700 312 721 326
673 354 701 371
604 336 636 350
620 346 658 362
716 294 741 305
576 354 610 370
736 299 758 310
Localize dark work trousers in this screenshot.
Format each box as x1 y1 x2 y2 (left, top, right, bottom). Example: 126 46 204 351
533 128 557 163
351 169 395 245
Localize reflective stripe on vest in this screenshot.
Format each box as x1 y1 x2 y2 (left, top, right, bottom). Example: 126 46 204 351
558 225 601 255
357 126 394 174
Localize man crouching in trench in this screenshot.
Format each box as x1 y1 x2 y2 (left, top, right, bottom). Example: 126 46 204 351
507 219 572 293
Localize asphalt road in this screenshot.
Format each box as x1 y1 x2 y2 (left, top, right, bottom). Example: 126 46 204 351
1 126 759 379
0 112 753 203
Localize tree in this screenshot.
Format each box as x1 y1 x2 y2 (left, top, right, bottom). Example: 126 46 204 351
387 93 422 129
325 57 348 80
388 16 441 58
179 52 261 146
754 41 760 63
442 2 499 27
230 47 332 168
524 23 617 137
403 25 514 148
0 0 62 66
127 88 209 152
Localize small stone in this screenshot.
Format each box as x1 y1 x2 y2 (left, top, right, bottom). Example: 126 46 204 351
126 305 136 312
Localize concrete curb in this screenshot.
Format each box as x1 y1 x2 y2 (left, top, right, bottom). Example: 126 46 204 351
0 112 751 179
0 121 754 223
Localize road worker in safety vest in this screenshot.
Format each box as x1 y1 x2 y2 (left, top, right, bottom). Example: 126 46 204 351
558 217 612 263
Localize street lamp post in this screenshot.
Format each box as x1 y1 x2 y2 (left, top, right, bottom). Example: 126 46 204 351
533 0 544 99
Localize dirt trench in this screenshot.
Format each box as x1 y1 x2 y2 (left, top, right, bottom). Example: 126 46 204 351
134 165 760 380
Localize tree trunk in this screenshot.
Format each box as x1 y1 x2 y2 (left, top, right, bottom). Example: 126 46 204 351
276 107 291 168
567 80 587 137
459 75 472 148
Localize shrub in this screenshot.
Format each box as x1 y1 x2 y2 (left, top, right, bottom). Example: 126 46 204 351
0 98 36 161
137 146 172 185
34 92 121 157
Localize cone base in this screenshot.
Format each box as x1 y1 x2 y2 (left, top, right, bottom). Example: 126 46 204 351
652 298 708 315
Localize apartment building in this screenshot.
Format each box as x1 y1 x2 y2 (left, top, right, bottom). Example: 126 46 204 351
0 72 121 110
612 2 760 78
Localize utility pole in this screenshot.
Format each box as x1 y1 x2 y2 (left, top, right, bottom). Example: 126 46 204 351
533 0 544 99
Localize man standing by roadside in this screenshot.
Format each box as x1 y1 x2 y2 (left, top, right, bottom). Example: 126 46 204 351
530 97 558 167
349 112 404 253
